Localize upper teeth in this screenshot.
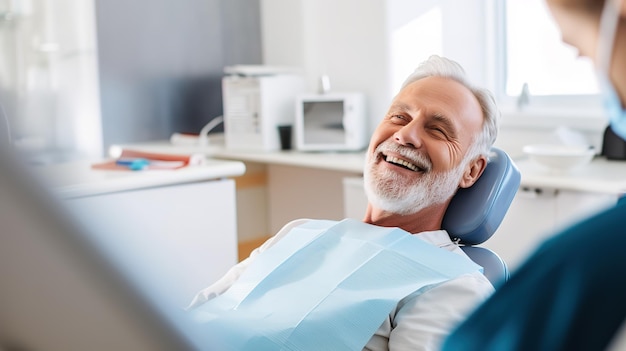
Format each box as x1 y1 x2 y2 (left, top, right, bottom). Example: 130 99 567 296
386 156 419 171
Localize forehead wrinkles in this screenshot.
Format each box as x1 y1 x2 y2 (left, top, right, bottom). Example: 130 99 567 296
389 96 448 119
394 80 464 117
392 77 483 139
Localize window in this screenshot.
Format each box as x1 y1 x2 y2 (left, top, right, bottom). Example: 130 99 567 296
0 0 102 162
493 0 603 115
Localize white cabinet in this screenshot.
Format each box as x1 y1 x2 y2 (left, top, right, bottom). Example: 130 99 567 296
40 158 245 308
343 177 369 220
65 179 239 308
342 177 618 272
267 164 358 233
484 187 616 271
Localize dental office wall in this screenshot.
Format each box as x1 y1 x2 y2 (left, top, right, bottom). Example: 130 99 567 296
95 0 262 154
260 0 608 155
3 0 605 160
260 0 488 137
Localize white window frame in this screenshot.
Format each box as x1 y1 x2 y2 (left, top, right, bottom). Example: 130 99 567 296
486 0 607 131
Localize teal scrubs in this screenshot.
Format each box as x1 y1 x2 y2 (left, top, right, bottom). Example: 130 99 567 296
442 198 626 351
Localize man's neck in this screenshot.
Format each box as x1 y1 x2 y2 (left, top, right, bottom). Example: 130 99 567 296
362 202 449 234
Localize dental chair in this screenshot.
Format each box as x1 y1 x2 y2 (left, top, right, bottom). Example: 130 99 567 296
442 147 520 287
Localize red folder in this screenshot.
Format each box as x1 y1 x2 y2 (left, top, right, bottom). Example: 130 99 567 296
91 149 203 171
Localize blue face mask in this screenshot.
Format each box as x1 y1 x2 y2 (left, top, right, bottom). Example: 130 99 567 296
597 0 626 139
599 77 626 139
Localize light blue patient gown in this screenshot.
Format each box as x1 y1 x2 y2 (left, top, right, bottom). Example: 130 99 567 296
442 198 626 351
189 219 481 350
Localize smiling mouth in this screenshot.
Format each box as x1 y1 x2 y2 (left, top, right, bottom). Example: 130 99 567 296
383 154 426 172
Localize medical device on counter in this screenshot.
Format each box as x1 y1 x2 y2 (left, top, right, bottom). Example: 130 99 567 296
294 92 367 152
222 65 305 151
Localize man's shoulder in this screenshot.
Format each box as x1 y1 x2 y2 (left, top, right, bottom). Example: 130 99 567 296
416 229 459 251
267 218 314 246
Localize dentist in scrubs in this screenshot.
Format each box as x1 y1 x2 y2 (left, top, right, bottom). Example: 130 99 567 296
442 0 626 350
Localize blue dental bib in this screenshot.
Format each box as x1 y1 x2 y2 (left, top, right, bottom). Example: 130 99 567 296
190 219 481 350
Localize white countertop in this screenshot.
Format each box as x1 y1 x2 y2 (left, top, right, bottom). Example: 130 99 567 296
35 157 246 199
214 148 366 173
113 140 626 195
112 140 366 174
513 157 626 194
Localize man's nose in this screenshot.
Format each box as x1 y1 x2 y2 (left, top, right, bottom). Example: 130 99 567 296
393 121 423 148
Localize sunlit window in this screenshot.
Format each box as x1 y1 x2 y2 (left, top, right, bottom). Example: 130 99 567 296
497 0 602 114
0 0 102 162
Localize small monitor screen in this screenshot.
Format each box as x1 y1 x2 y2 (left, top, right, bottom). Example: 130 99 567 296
302 100 346 144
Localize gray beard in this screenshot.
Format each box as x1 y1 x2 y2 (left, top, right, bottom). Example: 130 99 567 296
363 142 466 216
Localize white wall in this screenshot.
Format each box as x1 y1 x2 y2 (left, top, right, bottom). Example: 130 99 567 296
260 0 490 137
261 0 390 136
260 0 609 156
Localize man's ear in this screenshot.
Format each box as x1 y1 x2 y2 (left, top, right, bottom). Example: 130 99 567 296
459 155 487 189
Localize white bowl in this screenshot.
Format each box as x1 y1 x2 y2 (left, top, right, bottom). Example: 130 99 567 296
522 144 595 171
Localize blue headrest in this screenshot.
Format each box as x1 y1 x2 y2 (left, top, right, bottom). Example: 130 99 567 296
442 148 520 245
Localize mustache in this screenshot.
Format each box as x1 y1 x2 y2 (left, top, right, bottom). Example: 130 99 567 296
375 140 432 172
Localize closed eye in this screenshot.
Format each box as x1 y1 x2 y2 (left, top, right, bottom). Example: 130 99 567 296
389 114 410 124
429 114 456 140
429 126 448 138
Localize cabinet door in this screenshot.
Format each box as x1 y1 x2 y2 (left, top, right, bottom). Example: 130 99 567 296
66 179 238 308
555 190 616 231
341 178 619 274
483 187 559 271
485 188 617 272
342 178 561 271
343 177 368 220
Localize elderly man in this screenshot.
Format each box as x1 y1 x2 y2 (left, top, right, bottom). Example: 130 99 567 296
188 55 500 351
